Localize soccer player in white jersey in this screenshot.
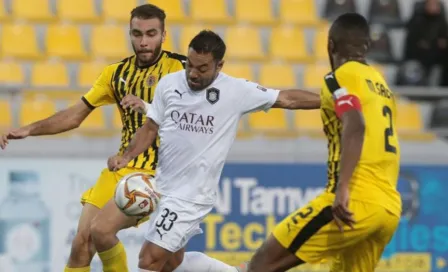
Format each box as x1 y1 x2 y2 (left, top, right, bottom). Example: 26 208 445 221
109 30 321 272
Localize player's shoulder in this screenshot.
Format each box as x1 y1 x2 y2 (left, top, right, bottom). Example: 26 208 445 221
101 56 133 73
162 50 187 66
159 70 184 86
334 61 363 78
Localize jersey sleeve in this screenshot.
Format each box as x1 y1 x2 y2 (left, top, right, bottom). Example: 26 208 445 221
146 77 167 125
237 79 280 114
82 65 116 109
325 67 367 118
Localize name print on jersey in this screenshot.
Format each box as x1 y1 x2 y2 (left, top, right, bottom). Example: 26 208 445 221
170 110 215 134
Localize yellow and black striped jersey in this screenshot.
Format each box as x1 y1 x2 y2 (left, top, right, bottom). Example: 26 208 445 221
82 51 186 172
320 61 401 217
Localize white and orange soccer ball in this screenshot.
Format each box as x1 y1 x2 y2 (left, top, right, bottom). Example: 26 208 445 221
114 173 160 217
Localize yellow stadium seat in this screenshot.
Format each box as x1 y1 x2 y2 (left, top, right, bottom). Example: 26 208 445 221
12 0 54 22
0 2 10 22
294 109 323 133
259 64 296 89
1 24 42 60
80 109 107 131
226 26 264 61
113 108 123 130
20 97 57 126
163 28 176 52
57 0 99 23
103 0 138 23
235 0 276 25
396 102 423 132
148 0 187 23
0 99 12 128
78 61 108 88
91 24 131 61
190 0 233 24
46 24 87 60
279 0 320 26
222 63 254 81
31 62 69 87
314 25 330 61
248 109 288 131
0 62 24 85
303 63 331 89
270 26 311 62
179 25 210 54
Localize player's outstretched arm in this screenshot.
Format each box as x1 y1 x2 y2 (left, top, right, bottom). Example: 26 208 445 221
0 100 92 150
109 118 159 171
272 89 321 110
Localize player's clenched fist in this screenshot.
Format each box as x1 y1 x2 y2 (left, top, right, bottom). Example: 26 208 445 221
0 128 30 150
107 155 131 172
121 95 147 114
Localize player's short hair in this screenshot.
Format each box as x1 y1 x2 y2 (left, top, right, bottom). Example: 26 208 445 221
130 4 166 30
329 13 370 52
188 30 226 61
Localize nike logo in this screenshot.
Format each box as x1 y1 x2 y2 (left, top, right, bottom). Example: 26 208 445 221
174 89 186 98
337 97 353 107
119 78 127 85
156 229 166 240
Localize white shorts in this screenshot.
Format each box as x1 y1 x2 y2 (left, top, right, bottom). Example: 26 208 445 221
144 195 213 252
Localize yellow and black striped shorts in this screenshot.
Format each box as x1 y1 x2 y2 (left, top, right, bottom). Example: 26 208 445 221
273 192 399 272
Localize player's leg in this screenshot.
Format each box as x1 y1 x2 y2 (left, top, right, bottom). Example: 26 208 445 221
247 234 304 272
65 203 100 271
90 198 140 272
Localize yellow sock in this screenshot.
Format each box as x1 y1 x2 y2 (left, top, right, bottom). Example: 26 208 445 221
64 266 90 272
98 241 129 272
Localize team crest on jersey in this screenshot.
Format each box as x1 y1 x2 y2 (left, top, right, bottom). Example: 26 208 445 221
206 88 220 105
146 75 156 87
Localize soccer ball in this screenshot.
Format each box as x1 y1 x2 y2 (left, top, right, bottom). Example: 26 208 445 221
114 173 160 217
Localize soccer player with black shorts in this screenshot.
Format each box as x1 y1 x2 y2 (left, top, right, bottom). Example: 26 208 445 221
244 13 401 272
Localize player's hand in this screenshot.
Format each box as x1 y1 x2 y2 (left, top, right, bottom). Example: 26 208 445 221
107 155 131 172
332 185 355 232
121 95 147 114
0 128 31 150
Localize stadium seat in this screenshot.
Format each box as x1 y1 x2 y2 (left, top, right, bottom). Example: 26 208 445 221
0 62 25 85
396 102 423 132
80 109 107 131
270 26 311 62
323 0 357 21
57 0 99 23
368 0 403 27
179 25 211 54
0 99 12 129
0 2 10 22
368 24 394 63
90 24 131 61
103 0 138 23
222 63 254 81
113 108 123 130
259 64 296 89
78 61 108 88
31 62 69 88
313 25 330 61
12 0 55 22
163 28 176 52
226 26 264 61
20 97 57 126
303 63 330 89
279 0 320 26
294 108 323 135
248 109 289 132
1 24 42 60
235 0 276 25
190 0 233 24
46 24 87 60
148 0 187 23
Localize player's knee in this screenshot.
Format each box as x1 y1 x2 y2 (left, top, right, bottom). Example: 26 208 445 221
68 228 94 264
90 216 114 243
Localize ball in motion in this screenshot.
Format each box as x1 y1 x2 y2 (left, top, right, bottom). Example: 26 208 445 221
114 173 160 217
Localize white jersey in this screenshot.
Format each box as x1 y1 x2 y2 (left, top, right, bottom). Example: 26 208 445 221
147 70 279 204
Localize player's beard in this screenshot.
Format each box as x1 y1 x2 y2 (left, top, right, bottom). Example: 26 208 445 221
133 41 163 67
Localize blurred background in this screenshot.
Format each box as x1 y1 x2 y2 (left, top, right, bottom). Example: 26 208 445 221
1 0 448 272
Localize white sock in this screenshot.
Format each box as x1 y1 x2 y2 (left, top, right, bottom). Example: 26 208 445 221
173 251 237 272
